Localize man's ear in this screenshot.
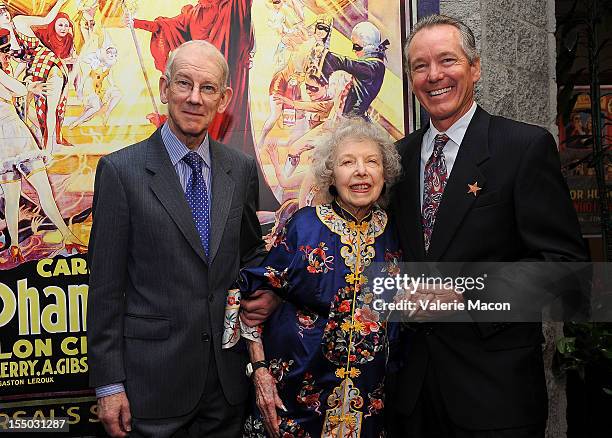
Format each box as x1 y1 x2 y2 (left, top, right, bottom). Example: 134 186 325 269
471 57 481 84
216 86 234 114
159 75 169 104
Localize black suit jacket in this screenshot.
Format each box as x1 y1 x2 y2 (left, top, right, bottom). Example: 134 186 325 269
388 107 588 429
87 129 266 419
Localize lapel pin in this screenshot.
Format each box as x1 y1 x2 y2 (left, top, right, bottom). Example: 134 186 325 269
467 182 482 197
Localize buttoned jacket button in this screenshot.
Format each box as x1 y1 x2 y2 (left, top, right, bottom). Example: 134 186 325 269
202 333 210 342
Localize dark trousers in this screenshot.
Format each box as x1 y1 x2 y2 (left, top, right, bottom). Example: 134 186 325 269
385 360 545 438
130 352 247 438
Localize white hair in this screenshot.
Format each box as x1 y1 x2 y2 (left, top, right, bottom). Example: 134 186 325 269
311 117 401 208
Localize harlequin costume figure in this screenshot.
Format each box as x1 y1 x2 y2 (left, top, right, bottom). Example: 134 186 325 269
4 0 70 150
0 32 86 263
34 12 74 60
34 11 75 145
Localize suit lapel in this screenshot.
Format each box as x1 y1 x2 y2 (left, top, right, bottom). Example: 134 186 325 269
427 107 491 260
208 140 235 264
146 129 208 263
396 130 427 260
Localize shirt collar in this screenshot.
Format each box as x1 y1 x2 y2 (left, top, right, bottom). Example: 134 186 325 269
423 101 478 150
161 122 211 169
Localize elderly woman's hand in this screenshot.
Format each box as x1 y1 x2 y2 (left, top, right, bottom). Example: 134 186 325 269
253 367 286 438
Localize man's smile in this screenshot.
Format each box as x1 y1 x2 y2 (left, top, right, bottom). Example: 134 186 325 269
429 86 453 97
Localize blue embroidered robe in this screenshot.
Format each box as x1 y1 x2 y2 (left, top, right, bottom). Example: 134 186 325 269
240 203 401 438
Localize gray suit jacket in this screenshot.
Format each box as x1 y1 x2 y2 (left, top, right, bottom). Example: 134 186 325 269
87 128 266 419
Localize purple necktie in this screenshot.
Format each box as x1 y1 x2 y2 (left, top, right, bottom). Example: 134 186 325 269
183 152 210 258
422 134 450 252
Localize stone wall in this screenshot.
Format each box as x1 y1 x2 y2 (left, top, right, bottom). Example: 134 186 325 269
440 0 558 136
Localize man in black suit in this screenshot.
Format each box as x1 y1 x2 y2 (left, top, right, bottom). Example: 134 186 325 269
386 14 588 438
87 40 269 437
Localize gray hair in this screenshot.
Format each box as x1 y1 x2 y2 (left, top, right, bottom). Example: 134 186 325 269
312 118 402 208
405 14 478 69
164 40 229 88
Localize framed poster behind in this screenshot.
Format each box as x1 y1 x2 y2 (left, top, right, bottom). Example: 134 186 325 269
558 86 612 236
0 0 416 435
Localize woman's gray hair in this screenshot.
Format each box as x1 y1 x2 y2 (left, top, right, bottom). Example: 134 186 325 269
311 118 402 208
164 40 229 88
404 14 478 70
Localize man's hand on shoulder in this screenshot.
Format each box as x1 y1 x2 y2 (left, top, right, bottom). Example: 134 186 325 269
97 392 132 437
240 290 281 327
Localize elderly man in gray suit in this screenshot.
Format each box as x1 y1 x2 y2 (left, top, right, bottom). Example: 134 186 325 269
87 40 270 437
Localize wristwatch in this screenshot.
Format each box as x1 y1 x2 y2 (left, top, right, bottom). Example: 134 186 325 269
246 360 268 378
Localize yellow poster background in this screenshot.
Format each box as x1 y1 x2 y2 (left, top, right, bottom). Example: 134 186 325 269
1 0 406 433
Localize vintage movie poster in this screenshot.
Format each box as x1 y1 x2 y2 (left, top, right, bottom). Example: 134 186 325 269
559 86 612 236
0 0 409 435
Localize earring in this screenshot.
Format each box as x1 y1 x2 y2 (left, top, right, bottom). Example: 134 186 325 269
328 185 338 197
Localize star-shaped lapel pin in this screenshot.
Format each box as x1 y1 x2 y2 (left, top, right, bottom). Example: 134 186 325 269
467 182 482 197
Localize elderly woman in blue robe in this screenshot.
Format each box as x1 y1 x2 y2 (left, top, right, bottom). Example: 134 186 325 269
232 117 403 438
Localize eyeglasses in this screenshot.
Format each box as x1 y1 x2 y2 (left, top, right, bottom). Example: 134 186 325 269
305 83 320 92
272 0 281 4
170 78 222 97
352 43 364 52
315 24 330 33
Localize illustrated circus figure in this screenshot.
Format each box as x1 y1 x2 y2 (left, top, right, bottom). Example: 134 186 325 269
34 11 75 66
34 11 78 142
266 0 308 71
304 14 333 77
72 0 103 54
255 15 333 160
322 21 389 120
256 59 306 157
1 0 71 151
0 34 86 265
69 31 121 128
